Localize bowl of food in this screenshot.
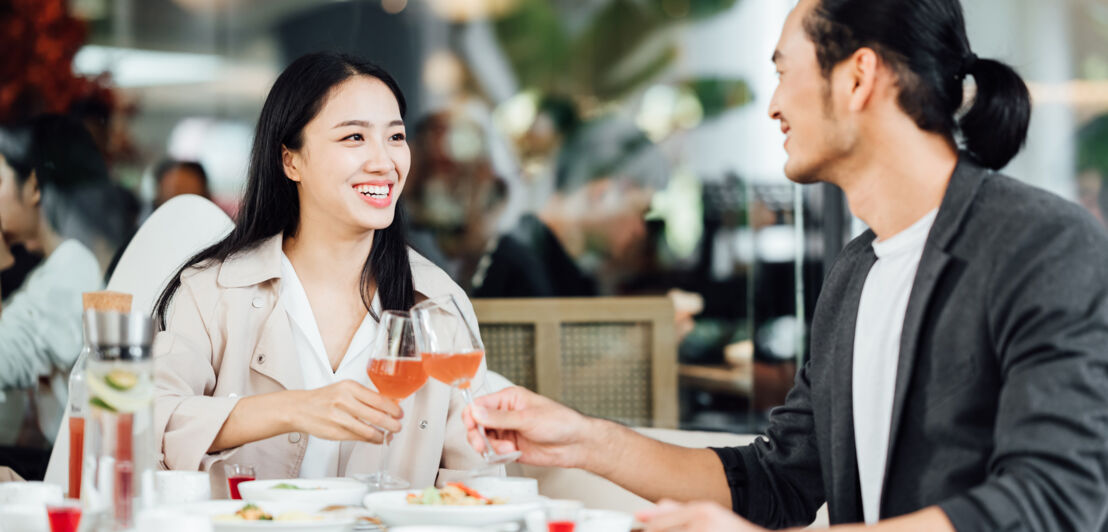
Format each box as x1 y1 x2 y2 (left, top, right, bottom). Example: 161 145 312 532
236 478 368 506
364 483 544 527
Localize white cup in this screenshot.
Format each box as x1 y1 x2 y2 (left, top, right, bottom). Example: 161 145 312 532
0 481 63 505
466 476 539 502
154 471 212 505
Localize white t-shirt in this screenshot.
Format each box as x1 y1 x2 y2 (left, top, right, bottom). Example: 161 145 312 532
280 253 385 478
852 208 937 524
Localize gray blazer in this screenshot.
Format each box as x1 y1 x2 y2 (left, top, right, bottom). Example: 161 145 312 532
714 158 1108 530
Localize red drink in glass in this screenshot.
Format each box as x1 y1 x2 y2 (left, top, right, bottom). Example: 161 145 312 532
421 350 483 388
368 358 427 399
47 504 82 532
68 416 84 499
547 522 575 532
227 475 253 500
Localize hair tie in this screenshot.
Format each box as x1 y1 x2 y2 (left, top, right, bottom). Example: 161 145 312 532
958 52 979 79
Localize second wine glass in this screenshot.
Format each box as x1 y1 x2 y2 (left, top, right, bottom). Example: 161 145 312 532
364 310 427 490
411 294 521 465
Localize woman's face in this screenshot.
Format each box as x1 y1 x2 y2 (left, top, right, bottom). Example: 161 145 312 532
0 155 39 247
283 75 410 237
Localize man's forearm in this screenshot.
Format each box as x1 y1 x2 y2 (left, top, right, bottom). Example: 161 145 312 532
581 419 732 507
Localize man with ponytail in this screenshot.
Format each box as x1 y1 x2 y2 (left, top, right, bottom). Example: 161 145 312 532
462 0 1108 530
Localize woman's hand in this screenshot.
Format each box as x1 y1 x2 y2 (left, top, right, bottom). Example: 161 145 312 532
288 379 404 443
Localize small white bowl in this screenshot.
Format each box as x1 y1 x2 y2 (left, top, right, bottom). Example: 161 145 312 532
155 470 212 505
579 509 633 532
236 478 368 506
0 481 62 504
0 503 50 532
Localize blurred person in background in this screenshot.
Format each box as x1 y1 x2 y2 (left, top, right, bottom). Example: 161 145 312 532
463 0 1108 530
485 101 665 298
406 110 549 297
0 114 128 479
152 159 211 209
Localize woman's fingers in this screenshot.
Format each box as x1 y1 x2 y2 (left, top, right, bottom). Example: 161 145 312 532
345 381 403 419
334 410 387 443
342 397 403 434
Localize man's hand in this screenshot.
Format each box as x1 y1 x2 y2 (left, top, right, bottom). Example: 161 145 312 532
463 386 602 469
637 500 768 532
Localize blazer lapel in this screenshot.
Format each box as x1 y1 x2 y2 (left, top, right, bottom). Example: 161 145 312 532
249 293 304 391
879 157 987 512
829 242 876 523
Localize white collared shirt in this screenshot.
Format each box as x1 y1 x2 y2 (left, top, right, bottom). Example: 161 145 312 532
852 208 937 524
279 253 384 478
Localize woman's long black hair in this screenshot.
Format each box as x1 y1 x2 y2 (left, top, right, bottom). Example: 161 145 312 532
153 51 415 329
804 0 1031 170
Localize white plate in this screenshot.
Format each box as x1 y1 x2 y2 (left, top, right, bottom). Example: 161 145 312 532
181 500 357 532
237 478 368 506
364 490 543 527
388 528 485 532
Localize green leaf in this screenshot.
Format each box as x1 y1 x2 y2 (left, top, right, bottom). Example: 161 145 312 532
493 0 572 91
685 78 754 117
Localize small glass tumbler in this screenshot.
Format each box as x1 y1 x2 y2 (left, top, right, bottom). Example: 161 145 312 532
224 464 256 500
544 499 584 532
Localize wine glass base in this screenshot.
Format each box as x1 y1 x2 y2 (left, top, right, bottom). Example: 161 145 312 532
356 473 409 491
482 450 522 465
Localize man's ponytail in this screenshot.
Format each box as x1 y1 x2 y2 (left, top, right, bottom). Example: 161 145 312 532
959 57 1032 170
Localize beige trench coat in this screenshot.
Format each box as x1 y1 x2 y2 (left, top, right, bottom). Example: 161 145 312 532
153 235 494 497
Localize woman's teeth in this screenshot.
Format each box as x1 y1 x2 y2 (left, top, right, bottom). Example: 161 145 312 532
355 184 389 198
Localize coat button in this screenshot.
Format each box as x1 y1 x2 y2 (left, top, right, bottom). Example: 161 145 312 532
251 297 264 308
419 420 428 430
288 432 301 443
256 353 266 364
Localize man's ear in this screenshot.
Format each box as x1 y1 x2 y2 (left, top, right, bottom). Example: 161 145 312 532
845 46 880 113
282 146 302 183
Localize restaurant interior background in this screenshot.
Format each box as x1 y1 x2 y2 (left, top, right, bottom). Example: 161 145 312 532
4 0 1108 444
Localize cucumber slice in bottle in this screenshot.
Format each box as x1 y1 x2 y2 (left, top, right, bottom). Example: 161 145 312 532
105 369 138 391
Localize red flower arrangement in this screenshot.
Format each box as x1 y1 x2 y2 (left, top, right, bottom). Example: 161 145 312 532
0 0 117 124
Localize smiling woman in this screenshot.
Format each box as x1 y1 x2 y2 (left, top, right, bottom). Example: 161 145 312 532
151 52 496 490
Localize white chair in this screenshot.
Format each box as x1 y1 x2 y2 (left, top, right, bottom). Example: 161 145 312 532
105 195 234 316
510 428 830 527
43 195 233 491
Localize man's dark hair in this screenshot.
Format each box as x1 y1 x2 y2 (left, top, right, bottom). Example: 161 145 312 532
153 159 209 189
804 0 1031 170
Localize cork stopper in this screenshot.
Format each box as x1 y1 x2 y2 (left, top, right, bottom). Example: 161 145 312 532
82 291 133 313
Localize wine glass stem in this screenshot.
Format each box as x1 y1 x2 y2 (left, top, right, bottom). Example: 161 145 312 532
377 430 391 478
459 387 499 458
